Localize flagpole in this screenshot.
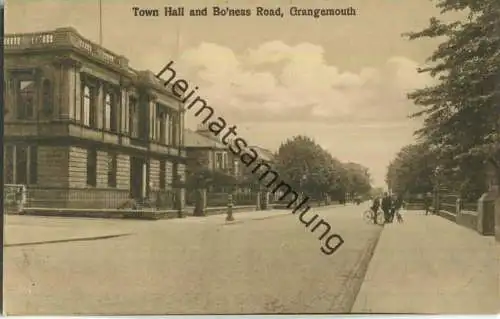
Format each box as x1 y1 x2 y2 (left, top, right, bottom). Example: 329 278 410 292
175 17 181 59
98 0 103 45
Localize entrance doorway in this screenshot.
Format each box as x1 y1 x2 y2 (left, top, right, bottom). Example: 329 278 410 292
130 156 147 200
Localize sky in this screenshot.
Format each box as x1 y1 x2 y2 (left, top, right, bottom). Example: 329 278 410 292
5 0 461 188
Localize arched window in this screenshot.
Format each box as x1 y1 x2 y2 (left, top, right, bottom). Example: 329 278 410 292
104 93 112 130
18 80 35 119
42 79 52 115
82 85 91 126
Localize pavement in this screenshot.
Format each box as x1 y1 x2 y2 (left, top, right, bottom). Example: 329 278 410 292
352 211 500 314
4 203 382 315
4 209 291 246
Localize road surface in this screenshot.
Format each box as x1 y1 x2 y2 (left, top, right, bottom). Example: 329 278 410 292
5 203 381 315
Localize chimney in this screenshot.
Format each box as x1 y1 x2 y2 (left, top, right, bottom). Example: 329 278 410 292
196 123 212 138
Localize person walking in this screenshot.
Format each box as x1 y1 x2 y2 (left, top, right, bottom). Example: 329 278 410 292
424 192 432 215
381 192 393 223
370 196 381 224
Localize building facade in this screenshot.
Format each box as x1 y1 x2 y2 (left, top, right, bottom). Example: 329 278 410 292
184 125 241 179
4 27 187 209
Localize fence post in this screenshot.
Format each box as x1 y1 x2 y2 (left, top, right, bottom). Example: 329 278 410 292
18 185 26 214
256 190 261 210
226 193 234 221
456 197 462 215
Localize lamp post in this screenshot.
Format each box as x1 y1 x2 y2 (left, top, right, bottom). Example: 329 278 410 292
433 165 442 215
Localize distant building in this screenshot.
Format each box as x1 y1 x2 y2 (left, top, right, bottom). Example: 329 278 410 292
184 125 241 178
3 27 187 209
249 145 275 164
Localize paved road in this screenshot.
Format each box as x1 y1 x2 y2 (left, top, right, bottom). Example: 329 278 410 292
5 203 381 315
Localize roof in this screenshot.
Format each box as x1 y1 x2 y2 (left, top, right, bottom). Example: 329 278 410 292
184 129 226 149
183 129 275 162
249 145 274 162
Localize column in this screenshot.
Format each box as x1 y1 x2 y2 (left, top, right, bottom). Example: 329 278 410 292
179 109 185 147
54 58 70 119
4 71 13 120
142 162 147 198
256 191 262 210
263 191 270 210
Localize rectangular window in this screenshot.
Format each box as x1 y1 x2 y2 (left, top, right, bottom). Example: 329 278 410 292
5 145 37 184
107 153 117 187
150 104 155 140
86 149 97 187
159 161 166 189
165 113 171 145
160 113 166 144
104 93 112 131
75 85 82 123
5 145 14 184
233 160 240 176
122 95 128 134
110 95 118 133
129 97 139 138
15 146 28 184
222 152 228 170
215 152 224 170
17 80 35 120
172 121 178 147
155 104 162 142
82 84 92 126
29 146 38 184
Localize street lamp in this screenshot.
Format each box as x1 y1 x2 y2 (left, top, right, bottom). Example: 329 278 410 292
433 165 443 214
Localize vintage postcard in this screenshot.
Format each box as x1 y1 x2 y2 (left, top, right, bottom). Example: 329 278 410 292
3 0 500 315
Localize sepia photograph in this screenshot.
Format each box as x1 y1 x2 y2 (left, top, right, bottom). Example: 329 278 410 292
3 0 500 315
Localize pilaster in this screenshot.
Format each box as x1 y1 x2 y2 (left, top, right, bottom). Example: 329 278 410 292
4 71 14 120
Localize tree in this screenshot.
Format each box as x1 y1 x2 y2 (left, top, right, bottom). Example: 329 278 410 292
274 135 372 201
185 167 239 190
386 143 436 196
404 0 500 194
343 162 372 198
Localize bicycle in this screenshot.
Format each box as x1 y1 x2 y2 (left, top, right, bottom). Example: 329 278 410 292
363 207 385 225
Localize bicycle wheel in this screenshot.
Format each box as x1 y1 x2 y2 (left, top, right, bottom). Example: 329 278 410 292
363 210 373 224
375 211 385 225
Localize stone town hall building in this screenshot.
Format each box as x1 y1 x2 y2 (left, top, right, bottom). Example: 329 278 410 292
3 27 187 209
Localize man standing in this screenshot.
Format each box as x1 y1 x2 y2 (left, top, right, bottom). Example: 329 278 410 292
392 194 404 222
381 192 393 223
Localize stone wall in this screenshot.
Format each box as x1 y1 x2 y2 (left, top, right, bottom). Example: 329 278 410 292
96 151 108 187
68 146 87 187
38 146 69 187
117 154 130 189
149 159 160 189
